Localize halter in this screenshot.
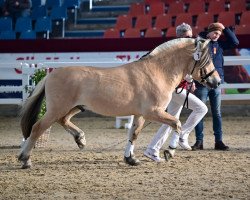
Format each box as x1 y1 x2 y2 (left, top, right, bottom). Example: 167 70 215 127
176 39 215 108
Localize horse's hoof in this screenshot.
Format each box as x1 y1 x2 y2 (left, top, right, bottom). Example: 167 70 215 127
164 149 174 161
18 153 32 169
124 155 140 166
21 162 32 169
75 136 86 149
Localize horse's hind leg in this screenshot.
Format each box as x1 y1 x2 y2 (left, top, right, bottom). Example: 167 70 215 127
124 115 145 166
58 107 86 149
18 112 56 169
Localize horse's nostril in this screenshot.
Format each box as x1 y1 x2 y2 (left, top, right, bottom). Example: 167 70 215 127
218 82 221 86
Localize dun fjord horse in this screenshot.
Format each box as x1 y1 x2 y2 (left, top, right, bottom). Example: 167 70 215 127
19 37 221 168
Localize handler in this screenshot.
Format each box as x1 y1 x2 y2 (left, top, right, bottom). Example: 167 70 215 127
192 22 239 151
144 23 208 162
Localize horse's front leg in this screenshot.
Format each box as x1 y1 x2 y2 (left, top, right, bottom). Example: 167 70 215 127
145 107 182 134
124 115 145 166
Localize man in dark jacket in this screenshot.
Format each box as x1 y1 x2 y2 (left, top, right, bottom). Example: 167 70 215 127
3 0 31 20
192 22 239 151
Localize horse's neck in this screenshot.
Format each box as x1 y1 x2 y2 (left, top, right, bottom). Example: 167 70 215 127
150 51 191 86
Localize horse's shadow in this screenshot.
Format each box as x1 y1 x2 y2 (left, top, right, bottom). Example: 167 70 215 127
0 145 20 150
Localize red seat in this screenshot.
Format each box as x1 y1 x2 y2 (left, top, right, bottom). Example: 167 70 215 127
167 1 185 16
124 28 141 38
145 27 162 38
154 13 172 30
103 28 120 38
216 11 235 26
187 1 206 15
207 0 226 15
128 3 145 17
144 0 162 5
134 15 152 30
235 25 250 35
114 15 132 30
229 0 246 13
195 12 214 28
239 11 250 26
192 26 205 37
175 13 193 27
166 27 176 37
147 2 165 17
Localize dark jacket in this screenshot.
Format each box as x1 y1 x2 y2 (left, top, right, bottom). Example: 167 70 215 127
3 0 31 13
197 27 239 86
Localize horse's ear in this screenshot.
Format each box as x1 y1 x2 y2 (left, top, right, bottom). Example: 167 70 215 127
202 39 211 49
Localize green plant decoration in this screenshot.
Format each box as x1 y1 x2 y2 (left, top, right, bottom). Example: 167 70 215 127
31 69 47 119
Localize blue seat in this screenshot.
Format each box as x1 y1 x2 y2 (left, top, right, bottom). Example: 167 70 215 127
31 0 42 8
0 30 16 40
35 17 52 39
20 30 36 39
63 0 80 26
50 6 67 37
0 17 13 32
45 0 61 9
15 17 33 32
31 5 47 21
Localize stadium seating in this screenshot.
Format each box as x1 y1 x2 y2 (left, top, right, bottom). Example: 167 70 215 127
239 11 250 26
175 13 193 27
134 15 152 30
45 0 61 10
145 27 162 38
229 0 247 13
50 6 68 37
103 28 120 38
154 13 172 30
167 1 185 16
35 17 52 39
195 13 214 29
0 17 12 32
187 1 206 15
235 25 250 35
216 11 236 26
31 0 42 9
165 27 176 37
128 3 145 17
15 17 32 33
147 2 166 17
0 30 16 40
115 15 132 31
31 5 47 21
124 28 141 38
19 30 37 39
207 0 226 15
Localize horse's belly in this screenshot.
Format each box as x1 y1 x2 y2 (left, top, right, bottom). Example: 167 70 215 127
85 97 136 117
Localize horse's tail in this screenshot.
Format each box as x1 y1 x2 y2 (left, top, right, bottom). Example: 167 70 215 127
20 76 47 139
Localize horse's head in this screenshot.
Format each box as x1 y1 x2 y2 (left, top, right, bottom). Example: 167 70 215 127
191 37 221 89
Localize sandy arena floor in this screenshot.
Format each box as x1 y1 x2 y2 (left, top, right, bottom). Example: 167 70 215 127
0 116 249 200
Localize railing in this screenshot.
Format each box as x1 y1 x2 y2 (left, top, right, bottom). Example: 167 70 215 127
0 56 249 105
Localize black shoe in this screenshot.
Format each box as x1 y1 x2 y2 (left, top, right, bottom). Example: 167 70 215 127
215 141 229 151
191 141 203 151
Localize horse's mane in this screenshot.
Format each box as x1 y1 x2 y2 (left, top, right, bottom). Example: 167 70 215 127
149 38 194 56
139 38 195 61
140 37 211 69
